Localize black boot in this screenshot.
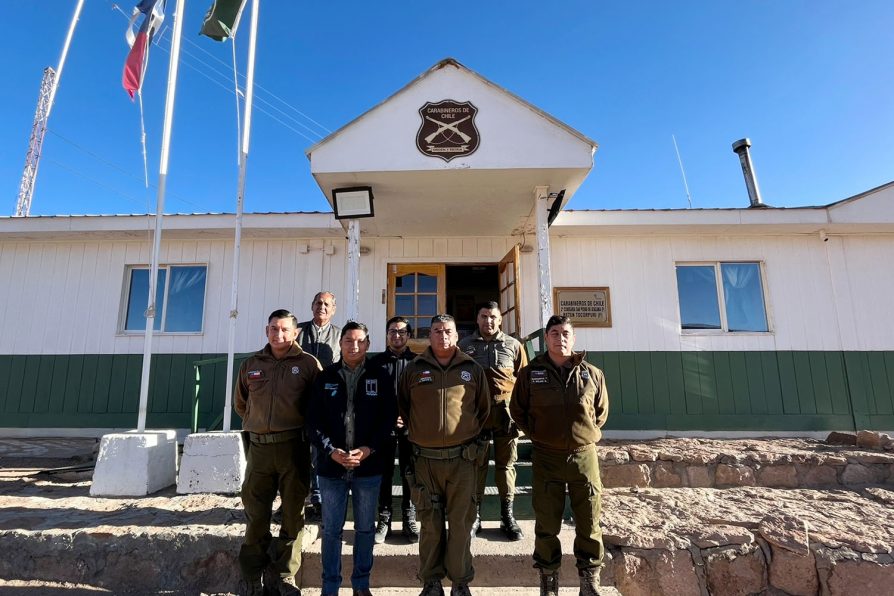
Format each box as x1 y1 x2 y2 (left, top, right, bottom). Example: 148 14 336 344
499 498 523 541
539 570 559 596
578 567 602 596
470 503 481 537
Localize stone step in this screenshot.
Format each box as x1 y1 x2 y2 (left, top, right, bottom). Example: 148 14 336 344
388 459 534 487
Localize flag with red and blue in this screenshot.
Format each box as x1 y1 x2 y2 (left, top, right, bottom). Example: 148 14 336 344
122 0 166 99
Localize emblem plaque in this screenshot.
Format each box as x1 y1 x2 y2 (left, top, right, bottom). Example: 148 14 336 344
416 100 480 161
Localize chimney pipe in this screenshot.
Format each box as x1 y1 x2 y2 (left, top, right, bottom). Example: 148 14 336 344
731 138 765 208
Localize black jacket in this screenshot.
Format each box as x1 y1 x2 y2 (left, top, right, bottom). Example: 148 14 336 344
307 359 396 478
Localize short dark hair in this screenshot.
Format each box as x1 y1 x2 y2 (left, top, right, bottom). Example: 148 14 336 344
386 316 413 335
268 309 298 328
476 301 500 314
340 321 369 341
431 314 455 325
545 314 572 334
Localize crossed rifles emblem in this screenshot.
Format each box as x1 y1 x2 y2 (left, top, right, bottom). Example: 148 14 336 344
416 100 480 162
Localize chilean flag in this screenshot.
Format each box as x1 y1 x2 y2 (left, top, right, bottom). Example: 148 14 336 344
122 0 166 99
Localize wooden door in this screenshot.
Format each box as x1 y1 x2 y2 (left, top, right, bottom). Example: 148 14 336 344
498 245 522 337
387 263 446 353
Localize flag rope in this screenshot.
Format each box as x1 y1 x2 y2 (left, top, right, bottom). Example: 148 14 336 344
138 90 150 188
231 37 243 167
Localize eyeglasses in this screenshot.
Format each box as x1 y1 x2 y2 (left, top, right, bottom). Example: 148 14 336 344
387 329 409 336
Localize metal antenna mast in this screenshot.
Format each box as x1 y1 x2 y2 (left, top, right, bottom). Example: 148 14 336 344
16 68 56 217
14 0 85 217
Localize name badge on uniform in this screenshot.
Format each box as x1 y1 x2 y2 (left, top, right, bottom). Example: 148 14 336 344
324 382 339 396
418 371 433 384
365 379 378 396
530 369 549 384
248 370 263 380
460 370 472 382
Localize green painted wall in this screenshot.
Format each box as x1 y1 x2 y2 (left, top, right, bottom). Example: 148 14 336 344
1 351 892 431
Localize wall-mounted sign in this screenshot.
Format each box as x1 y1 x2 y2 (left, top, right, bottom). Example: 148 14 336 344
553 287 612 327
416 100 480 162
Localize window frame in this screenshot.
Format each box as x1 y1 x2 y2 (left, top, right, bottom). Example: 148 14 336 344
119 263 209 335
675 260 772 335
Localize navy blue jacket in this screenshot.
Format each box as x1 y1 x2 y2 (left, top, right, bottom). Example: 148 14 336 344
307 359 396 478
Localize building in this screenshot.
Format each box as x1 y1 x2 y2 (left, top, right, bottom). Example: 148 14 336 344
1 59 892 436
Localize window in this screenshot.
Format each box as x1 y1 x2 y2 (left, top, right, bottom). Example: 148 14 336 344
122 265 208 333
675 262 769 332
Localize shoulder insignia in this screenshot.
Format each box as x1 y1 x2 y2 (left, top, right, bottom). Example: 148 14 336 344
460 370 472 382
291 366 300 375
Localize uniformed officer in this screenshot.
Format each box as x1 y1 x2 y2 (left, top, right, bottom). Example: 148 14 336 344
369 316 419 544
234 309 323 596
510 315 609 596
458 301 527 540
399 314 490 596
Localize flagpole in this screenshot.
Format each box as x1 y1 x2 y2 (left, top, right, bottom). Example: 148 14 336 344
137 0 187 432
223 0 260 432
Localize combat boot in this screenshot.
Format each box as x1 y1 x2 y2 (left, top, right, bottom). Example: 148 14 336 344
419 579 445 596
403 506 420 543
470 503 481 537
244 576 264 596
374 510 391 544
499 498 524 541
578 567 601 596
539 570 558 596
450 583 472 596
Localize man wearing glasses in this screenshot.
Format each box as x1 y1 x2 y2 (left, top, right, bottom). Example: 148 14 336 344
369 316 420 544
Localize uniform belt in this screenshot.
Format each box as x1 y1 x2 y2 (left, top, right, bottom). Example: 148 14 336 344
413 444 464 460
249 429 301 444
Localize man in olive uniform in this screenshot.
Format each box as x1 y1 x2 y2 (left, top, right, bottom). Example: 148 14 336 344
235 309 323 596
458 301 527 540
399 314 490 596
510 315 609 596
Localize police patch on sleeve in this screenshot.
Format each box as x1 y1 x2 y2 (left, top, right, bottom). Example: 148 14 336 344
530 369 549 384
291 366 300 375
460 370 472 382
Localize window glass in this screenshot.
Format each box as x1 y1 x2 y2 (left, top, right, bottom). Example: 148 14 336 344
395 295 414 316
721 263 768 332
417 295 437 316
125 268 166 331
417 273 437 293
395 274 414 294
676 265 721 330
123 266 206 333
415 318 431 339
165 266 207 332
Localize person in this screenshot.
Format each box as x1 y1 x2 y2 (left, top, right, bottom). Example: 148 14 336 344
234 309 322 596
368 316 420 544
399 314 490 596
510 315 609 596
307 322 396 596
297 291 342 366
458 301 528 541
297 291 342 519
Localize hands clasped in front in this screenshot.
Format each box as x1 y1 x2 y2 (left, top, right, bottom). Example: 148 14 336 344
330 446 370 469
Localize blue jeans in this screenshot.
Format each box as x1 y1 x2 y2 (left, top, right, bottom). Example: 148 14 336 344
318 474 382 593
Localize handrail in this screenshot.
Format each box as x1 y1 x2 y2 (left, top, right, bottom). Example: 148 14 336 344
191 352 252 433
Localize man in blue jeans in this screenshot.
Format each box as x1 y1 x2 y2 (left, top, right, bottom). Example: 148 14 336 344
308 321 396 596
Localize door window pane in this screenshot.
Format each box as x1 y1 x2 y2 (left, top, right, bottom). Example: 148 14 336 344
415 318 431 339
417 295 437 316
721 263 768 332
395 295 414 316
395 274 414 294
676 266 721 330
417 273 437 293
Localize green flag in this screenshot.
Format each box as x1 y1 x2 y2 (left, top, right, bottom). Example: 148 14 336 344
200 0 247 41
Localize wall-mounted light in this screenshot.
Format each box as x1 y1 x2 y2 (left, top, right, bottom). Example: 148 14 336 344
332 186 375 220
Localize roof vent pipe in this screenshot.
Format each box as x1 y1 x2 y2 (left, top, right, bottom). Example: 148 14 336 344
731 138 765 208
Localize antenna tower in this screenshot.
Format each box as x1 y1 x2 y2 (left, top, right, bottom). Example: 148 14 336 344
16 67 56 217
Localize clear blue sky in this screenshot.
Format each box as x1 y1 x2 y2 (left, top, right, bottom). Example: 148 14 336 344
2 1 892 216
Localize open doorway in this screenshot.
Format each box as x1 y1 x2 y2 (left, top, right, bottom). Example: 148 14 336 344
446 264 498 342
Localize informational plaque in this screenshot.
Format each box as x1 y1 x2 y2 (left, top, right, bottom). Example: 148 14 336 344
553 287 611 327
